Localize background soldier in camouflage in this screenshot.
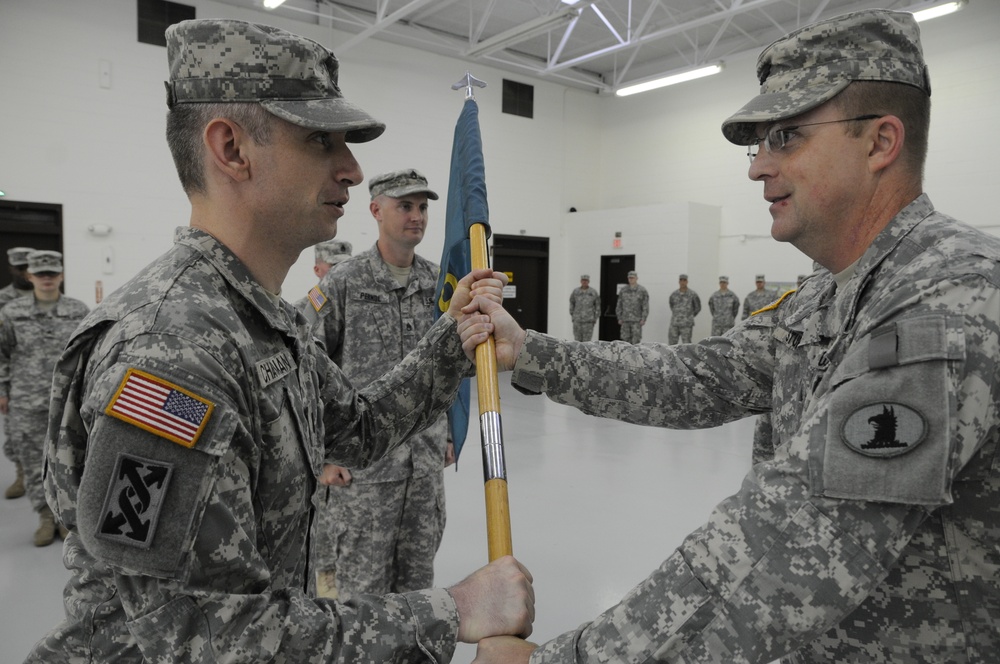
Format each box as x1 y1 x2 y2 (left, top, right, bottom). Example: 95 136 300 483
464 10 1000 663
1 246 34 499
615 270 648 343
309 169 453 601
25 19 532 663
569 274 600 342
667 273 700 344
295 238 352 317
707 275 740 336
741 272 775 318
0 250 88 546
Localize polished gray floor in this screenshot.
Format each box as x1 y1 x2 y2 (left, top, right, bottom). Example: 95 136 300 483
0 377 755 663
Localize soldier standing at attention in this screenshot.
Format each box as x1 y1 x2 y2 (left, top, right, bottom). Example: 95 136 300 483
309 169 453 601
667 273 700 344
708 275 740 336
25 19 532 663
295 238 352 318
615 270 648 344
569 274 600 342
742 272 775 319
0 250 88 546
464 9 1000 663
1 246 35 500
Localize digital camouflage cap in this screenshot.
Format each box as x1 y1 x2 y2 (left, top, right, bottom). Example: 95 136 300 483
314 239 353 265
165 19 385 143
7 247 34 267
368 169 439 200
722 9 930 145
27 250 63 274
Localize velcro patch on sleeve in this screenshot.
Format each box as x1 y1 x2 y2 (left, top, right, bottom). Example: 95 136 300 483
96 453 173 549
105 368 214 448
308 285 327 312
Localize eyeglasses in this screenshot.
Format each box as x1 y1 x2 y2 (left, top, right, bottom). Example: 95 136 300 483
747 114 883 163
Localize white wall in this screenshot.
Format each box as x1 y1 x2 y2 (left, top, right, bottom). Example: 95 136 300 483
2 0 999 335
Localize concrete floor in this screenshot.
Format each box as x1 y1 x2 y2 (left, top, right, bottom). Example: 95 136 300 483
0 376 756 663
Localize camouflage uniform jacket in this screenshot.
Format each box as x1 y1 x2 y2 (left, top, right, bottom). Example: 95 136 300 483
708 289 740 328
313 243 448 482
30 228 467 663
569 287 600 324
742 287 777 319
615 284 649 322
0 283 32 310
512 196 1000 663
667 289 701 326
0 294 89 407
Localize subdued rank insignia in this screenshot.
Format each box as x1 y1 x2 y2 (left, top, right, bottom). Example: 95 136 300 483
841 403 927 458
307 285 327 312
97 453 173 549
106 369 214 448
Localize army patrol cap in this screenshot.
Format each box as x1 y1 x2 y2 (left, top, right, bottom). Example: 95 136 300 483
719 275 729 282
369 169 439 200
627 271 637 278
722 9 930 145
581 274 590 281
164 19 385 143
756 274 766 281
27 250 63 274
679 274 688 280
315 239 352 265
7 247 34 267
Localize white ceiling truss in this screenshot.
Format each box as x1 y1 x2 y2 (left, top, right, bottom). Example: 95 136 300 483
213 0 968 94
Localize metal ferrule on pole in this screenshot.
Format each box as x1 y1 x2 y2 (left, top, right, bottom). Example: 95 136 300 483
480 411 506 480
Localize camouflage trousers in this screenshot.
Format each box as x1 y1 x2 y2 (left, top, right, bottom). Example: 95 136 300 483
668 323 693 345
572 320 596 342
2 412 13 463
619 321 642 344
310 471 446 601
711 320 735 336
9 406 49 511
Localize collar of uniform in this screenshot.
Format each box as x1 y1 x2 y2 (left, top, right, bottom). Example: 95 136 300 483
173 227 298 336
367 242 437 296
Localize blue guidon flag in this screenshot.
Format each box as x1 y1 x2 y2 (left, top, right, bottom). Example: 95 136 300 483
435 97 490 464
106 369 214 448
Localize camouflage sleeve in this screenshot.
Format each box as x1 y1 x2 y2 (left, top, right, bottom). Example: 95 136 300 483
569 291 575 317
528 276 1000 663
317 271 348 365
693 292 701 317
0 310 12 397
510 323 774 428
641 290 649 320
321 314 473 468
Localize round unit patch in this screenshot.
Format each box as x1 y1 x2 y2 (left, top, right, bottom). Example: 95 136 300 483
841 402 927 458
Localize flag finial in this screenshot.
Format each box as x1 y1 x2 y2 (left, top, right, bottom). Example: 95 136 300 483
452 72 487 100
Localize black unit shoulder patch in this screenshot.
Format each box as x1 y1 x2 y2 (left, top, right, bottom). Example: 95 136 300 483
96 453 173 549
841 402 928 458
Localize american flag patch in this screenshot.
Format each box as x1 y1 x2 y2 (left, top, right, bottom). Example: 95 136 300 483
307 285 327 312
105 369 214 448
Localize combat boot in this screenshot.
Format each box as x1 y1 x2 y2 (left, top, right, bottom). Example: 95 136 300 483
5 462 25 499
34 506 56 547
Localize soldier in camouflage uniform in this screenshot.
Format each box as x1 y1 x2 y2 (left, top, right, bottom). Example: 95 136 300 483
667 273 700 344
295 238 352 317
707 275 740 336
25 19 532 663
1 246 34 499
742 273 776 319
615 270 648 344
309 169 452 601
569 274 600 342
0 251 88 546
465 10 1000 663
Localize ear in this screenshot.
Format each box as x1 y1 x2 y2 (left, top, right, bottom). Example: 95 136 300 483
204 118 252 184
369 199 382 221
868 115 905 174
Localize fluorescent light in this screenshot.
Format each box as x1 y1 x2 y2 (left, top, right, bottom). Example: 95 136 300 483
263 0 287 9
465 7 580 58
912 0 965 22
615 64 723 97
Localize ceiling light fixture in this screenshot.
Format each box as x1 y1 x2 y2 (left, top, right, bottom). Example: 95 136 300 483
615 63 723 97
465 7 581 58
912 0 966 22
263 0 287 9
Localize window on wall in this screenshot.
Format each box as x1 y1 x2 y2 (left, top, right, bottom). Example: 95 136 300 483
502 79 534 119
138 0 196 47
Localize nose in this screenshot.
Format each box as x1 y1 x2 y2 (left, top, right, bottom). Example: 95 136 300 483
747 148 773 182
331 136 364 187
